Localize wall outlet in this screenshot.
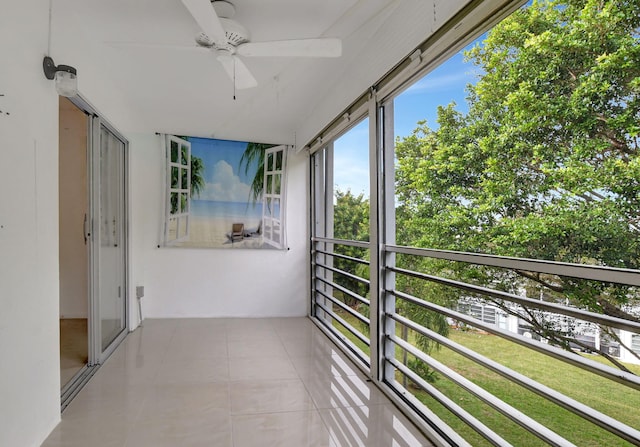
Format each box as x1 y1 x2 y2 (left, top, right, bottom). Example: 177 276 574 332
136 286 144 299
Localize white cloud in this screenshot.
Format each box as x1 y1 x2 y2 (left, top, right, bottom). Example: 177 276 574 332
198 160 252 202
334 160 369 196
405 71 475 94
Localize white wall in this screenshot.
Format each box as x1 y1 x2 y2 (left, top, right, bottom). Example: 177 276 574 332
0 2 140 445
129 133 310 318
52 0 310 327
0 2 62 446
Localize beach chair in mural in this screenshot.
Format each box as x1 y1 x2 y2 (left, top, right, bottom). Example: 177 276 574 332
231 223 244 242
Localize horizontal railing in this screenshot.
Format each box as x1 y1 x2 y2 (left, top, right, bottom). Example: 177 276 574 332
312 237 372 367
387 266 640 336
385 244 640 446
311 237 640 446
314 236 371 249
386 244 640 286
389 288 640 390
389 312 640 444
314 247 370 266
314 276 370 307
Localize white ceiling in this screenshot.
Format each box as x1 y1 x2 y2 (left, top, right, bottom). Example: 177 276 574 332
55 0 454 146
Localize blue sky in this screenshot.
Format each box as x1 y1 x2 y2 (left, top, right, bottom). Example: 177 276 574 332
333 39 481 197
189 137 259 203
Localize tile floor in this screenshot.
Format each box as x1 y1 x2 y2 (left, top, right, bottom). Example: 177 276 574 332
42 317 435 447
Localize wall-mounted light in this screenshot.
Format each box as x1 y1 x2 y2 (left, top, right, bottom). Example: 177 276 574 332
43 56 78 97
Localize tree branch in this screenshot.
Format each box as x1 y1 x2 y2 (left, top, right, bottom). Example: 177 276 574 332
597 299 640 323
552 331 635 374
515 270 565 293
486 299 637 374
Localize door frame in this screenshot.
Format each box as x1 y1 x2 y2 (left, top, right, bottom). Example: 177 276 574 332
60 94 130 409
89 113 129 364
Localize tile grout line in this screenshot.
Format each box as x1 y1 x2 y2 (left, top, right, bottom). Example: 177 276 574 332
122 320 179 447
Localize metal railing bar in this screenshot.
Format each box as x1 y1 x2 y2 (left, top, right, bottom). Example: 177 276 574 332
314 248 371 266
390 289 640 391
317 263 371 286
387 357 513 447
378 379 474 447
389 335 577 447
386 244 640 286
312 314 371 368
315 289 370 326
389 266 640 333
315 276 371 306
313 236 371 249
390 312 640 444
315 301 371 347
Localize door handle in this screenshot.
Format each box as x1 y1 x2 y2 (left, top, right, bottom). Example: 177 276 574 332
83 213 88 244
113 216 118 247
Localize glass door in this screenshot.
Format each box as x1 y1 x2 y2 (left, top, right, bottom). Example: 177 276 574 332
60 100 128 410
90 119 128 361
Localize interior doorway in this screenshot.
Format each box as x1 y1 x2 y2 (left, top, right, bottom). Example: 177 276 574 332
59 97 89 388
58 96 129 409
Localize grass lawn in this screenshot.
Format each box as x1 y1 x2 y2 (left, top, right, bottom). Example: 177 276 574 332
425 330 640 446
329 308 640 446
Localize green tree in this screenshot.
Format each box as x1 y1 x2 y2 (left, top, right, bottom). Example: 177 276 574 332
190 155 205 198
395 0 640 367
332 188 450 382
332 189 370 305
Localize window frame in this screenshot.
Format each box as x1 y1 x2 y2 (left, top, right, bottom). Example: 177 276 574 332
164 135 191 245
262 145 287 249
306 1 640 445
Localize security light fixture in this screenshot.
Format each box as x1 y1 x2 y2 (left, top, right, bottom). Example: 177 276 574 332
43 56 78 97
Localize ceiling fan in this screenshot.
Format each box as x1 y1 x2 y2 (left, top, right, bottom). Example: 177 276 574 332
177 0 342 89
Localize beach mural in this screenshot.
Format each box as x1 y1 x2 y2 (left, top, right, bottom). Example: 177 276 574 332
165 135 284 249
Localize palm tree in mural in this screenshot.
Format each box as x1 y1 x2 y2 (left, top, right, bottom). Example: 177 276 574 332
190 155 205 198
238 142 277 203
170 139 205 214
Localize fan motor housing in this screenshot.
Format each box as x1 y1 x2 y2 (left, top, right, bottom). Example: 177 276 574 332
194 17 249 49
220 18 250 46
195 32 215 48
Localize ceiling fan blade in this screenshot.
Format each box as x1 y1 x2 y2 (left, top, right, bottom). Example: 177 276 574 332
107 41 209 52
217 55 257 89
181 0 227 46
236 38 342 58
